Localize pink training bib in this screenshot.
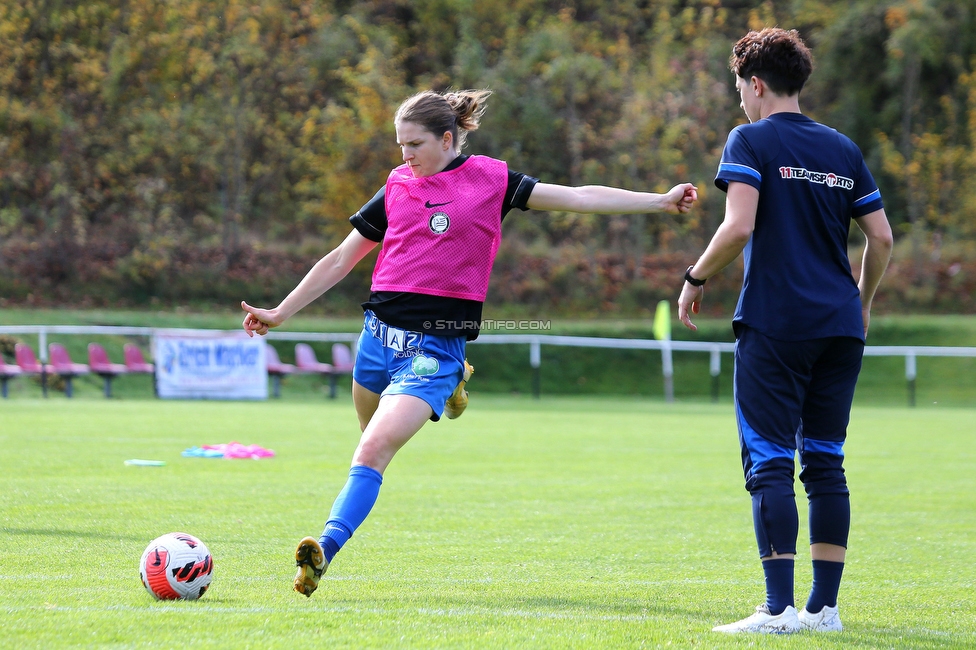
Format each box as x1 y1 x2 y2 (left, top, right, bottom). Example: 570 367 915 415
371 155 508 302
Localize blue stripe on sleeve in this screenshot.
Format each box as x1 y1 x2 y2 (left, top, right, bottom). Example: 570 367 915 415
718 162 762 183
853 189 881 207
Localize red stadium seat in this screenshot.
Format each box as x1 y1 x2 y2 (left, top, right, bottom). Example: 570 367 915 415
15 343 53 397
329 343 355 400
294 343 336 398
88 343 128 398
265 344 295 398
123 344 156 396
15 343 47 374
123 344 154 373
331 343 355 374
48 343 90 398
0 354 22 398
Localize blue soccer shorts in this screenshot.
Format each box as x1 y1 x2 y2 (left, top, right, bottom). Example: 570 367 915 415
733 325 864 487
352 310 466 421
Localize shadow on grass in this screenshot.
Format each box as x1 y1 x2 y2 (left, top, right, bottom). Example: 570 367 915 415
1 527 145 542
836 628 975 650
507 594 703 619
352 592 715 624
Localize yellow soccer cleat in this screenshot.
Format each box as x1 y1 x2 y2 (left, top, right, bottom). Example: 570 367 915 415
443 360 474 420
294 536 328 597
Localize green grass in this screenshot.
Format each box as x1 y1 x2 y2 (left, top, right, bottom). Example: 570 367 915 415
1 396 974 648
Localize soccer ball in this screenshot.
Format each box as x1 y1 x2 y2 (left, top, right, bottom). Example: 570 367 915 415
139 532 214 600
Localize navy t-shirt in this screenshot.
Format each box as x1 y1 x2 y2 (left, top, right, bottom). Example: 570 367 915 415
714 113 884 341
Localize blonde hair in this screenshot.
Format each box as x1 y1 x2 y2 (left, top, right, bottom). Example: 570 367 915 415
394 89 492 151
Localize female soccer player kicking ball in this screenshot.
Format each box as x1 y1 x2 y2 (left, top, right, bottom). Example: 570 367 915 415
241 88 697 596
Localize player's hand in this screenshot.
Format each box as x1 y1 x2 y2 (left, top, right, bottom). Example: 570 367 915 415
663 183 698 214
241 301 282 337
677 282 703 331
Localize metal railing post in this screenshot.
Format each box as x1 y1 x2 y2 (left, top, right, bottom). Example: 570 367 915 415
661 341 674 403
530 338 541 399
710 345 722 403
39 327 48 398
906 352 917 408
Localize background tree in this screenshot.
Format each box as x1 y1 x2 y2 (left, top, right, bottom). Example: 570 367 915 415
1 0 973 314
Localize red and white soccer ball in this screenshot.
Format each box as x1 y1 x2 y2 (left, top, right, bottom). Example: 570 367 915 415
139 532 214 600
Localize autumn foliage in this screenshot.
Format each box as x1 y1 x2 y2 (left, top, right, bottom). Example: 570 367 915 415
1 1 974 315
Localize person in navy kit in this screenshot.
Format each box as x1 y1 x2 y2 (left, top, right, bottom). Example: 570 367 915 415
241 88 698 597
676 28 892 634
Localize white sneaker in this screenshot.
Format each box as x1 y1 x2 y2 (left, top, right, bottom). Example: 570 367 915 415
713 604 801 634
798 605 843 631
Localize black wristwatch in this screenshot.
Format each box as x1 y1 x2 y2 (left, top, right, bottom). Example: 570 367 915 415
684 265 706 287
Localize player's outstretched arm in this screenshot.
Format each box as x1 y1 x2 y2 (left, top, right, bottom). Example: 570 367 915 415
853 208 893 337
241 229 378 337
526 182 698 214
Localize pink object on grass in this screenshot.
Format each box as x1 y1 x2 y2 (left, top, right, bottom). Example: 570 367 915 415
201 442 275 459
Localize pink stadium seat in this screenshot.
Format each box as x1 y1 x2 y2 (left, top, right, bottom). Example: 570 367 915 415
88 343 128 398
123 344 154 373
123 343 156 397
265 344 295 398
294 343 337 398
15 343 47 374
48 343 90 398
295 343 334 374
0 354 22 398
331 343 355 374
329 343 355 399
15 343 52 397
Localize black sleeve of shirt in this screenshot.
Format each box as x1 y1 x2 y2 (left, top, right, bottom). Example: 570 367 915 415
349 186 387 242
503 170 538 219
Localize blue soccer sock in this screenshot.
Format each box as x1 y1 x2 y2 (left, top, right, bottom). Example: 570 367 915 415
805 559 844 613
319 465 383 563
762 558 795 616
319 523 348 562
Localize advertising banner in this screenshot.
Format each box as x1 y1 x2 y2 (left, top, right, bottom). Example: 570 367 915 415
155 333 267 400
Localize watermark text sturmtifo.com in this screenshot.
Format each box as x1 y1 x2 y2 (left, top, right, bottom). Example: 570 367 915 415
425 319 552 331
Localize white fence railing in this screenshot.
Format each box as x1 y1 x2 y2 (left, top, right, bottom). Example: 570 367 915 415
1 325 974 406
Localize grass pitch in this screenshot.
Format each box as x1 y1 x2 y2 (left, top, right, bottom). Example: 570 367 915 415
1 395 974 648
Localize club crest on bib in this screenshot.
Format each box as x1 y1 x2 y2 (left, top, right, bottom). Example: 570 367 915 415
428 212 450 234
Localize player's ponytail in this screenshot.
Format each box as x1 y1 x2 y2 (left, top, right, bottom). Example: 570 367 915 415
444 89 491 136
395 88 492 151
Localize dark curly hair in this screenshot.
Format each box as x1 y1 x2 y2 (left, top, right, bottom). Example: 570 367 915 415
730 28 813 96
